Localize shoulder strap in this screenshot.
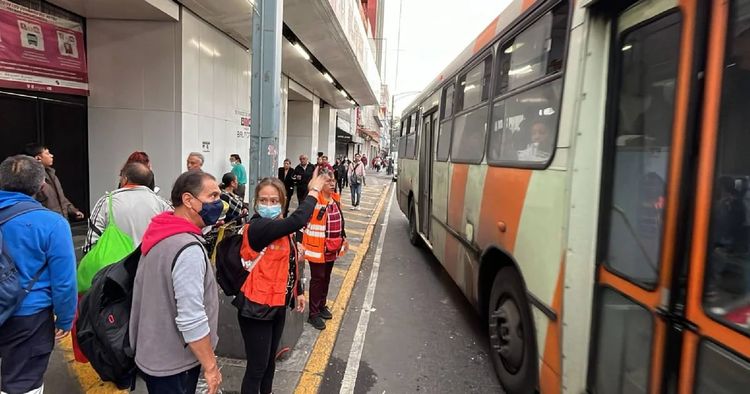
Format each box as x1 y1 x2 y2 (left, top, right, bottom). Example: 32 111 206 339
0 201 44 226
106 192 116 226
0 202 47 294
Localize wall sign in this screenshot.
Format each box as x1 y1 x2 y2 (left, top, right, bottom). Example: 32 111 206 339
0 0 88 95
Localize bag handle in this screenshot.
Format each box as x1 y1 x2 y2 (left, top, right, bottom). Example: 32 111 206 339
106 192 117 227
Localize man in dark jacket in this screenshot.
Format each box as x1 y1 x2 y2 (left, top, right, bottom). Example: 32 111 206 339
293 154 315 206
25 143 84 221
278 158 295 217
0 155 77 394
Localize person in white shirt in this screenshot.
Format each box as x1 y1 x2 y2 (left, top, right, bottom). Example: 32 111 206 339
517 120 552 162
84 162 172 252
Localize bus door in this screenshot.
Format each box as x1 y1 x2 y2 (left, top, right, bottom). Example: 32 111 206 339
419 110 437 239
677 1 750 392
590 0 702 392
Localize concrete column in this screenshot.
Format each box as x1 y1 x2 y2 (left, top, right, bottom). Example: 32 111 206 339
318 105 336 158
286 97 320 161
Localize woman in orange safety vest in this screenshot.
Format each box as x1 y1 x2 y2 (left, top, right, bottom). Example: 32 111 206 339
234 174 326 393
303 167 348 330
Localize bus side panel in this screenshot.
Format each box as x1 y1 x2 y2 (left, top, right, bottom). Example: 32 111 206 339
431 160 451 263
397 158 418 213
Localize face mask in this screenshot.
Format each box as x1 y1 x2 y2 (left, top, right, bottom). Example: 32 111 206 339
257 204 282 219
194 197 224 226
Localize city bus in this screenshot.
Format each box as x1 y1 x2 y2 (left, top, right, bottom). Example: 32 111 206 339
395 0 750 392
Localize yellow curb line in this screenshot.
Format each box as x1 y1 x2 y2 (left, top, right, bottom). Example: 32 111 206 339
294 183 391 394
59 335 127 393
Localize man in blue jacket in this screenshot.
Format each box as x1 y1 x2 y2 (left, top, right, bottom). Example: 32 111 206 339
0 155 77 394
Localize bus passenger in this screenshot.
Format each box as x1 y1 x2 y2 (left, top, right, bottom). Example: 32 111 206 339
517 120 552 162
234 175 326 393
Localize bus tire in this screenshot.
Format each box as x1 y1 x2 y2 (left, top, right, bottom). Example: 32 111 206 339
408 201 420 246
488 267 537 394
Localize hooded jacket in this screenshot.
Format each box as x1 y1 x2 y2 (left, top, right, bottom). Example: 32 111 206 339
0 191 77 329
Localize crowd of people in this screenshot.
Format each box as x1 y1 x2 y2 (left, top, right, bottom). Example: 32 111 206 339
0 144 384 394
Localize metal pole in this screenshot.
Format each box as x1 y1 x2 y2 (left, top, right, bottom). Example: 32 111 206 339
389 0 403 156
249 0 283 193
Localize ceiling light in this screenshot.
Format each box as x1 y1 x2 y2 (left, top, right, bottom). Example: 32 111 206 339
340 89 348 97
323 73 334 83
294 42 310 60
621 44 633 51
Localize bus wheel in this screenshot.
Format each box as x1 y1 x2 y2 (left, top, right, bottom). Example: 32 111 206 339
408 201 420 246
488 267 537 393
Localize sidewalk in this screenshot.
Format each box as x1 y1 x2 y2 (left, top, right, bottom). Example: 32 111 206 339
40 170 393 394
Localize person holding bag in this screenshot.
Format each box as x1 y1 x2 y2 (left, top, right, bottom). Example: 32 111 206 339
348 153 365 210
303 168 348 330
234 174 326 394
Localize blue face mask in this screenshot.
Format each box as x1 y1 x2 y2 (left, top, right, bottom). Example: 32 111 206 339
196 198 225 226
257 204 282 219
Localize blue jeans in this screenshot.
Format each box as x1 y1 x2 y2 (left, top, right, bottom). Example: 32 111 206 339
350 182 362 206
141 365 200 394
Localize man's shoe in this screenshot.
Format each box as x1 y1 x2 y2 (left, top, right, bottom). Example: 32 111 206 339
320 306 333 320
308 316 326 330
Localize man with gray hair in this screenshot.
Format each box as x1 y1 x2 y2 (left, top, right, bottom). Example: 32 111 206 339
186 152 205 171
0 155 77 394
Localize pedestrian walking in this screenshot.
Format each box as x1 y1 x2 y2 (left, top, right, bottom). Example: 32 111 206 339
130 171 223 394
186 152 204 171
230 154 248 201
220 172 248 223
0 155 77 394
25 143 85 221
234 174 326 393
293 154 315 206
360 154 368 168
342 158 350 189
333 158 346 194
303 168 348 330
278 159 295 217
386 157 394 175
348 153 366 210
85 162 171 254
317 155 334 173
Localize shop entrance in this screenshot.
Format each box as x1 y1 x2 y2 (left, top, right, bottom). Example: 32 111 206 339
0 89 89 215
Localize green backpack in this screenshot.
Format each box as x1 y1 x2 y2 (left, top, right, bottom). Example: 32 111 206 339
77 193 135 293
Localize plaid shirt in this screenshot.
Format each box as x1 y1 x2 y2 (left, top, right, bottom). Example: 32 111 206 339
324 202 343 261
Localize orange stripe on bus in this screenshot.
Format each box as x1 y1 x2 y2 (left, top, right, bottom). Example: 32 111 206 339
522 0 537 11
473 16 499 53
447 164 469 229
540 258 564 394
476 167 532 253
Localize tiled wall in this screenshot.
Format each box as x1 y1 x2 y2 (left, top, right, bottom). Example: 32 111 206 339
87 19 181 204
86 9 251 207
180 9 252 185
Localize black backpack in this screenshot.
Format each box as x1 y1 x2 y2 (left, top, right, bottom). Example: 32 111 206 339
214 233 246 296
76 246 141 389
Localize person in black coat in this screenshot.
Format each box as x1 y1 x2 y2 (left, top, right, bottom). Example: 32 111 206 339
292 154 315 206
277 158 296 217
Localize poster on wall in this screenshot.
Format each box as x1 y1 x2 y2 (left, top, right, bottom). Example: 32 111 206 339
235 109 251 139
0 0 88 95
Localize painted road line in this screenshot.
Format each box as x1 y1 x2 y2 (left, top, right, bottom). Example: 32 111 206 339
339 187 395 393
345 228 364 237
59 335 126 393
294 183 391 394
344 217 369 225
344 211 373 219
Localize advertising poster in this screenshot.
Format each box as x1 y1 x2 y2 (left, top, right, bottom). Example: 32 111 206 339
0 0 88 95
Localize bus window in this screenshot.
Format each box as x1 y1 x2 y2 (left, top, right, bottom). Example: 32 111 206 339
451 106 489 163
405 113 418 159
441 83 455 119
398 136 407 158
456 56 493 112
495 2 568 96
487 79 562 166
601 14 680 288
704 0 750 332
437 84 455 161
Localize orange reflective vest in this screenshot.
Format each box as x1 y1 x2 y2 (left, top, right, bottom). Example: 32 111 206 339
302 192 341 263
239 225 297 307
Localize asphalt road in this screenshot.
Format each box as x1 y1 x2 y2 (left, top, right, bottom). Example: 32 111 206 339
320 178 503 393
